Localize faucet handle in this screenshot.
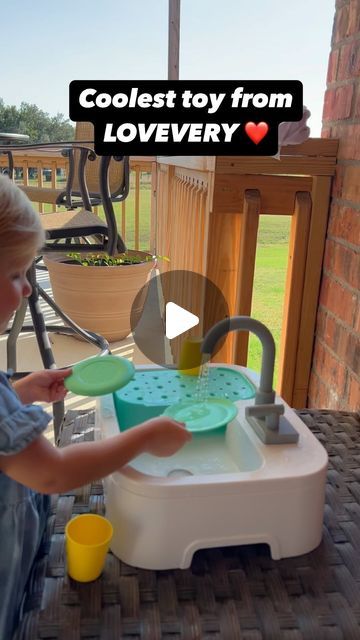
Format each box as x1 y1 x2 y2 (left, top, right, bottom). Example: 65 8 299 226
245 403 299 445
246 403 284 430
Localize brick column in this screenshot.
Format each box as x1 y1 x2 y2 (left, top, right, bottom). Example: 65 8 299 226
308 0 360 410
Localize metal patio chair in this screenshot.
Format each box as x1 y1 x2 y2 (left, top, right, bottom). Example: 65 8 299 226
19 122 129 255
1 129 129 436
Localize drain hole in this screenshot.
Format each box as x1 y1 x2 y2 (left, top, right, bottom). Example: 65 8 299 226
167 468 193 478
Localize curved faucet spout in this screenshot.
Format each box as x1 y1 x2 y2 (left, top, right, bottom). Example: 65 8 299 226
201 316 276 405
201 316 299 445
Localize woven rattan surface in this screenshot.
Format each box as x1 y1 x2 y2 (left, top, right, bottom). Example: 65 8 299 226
14 409 360 640
40 209 107 232
73 122 124 195
19 186 63 205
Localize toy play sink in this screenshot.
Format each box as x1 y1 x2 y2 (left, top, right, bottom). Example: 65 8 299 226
112 365 255 430
97 363 328 570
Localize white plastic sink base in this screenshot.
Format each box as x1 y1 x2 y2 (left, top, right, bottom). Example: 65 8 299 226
97 364 328 570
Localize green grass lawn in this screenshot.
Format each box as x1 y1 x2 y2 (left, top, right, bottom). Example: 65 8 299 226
121 185 152 250
248 217 291 386
34 177 290 387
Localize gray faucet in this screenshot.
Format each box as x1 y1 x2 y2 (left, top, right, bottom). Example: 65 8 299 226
201 316 299 444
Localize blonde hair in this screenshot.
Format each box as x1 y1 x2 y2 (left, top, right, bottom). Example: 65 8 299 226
0 175 45 259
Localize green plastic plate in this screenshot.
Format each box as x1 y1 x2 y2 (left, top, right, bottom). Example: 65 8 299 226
65 355 135 396
163 397 238 433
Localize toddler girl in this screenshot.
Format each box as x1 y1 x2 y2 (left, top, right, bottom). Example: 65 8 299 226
0 175 191 638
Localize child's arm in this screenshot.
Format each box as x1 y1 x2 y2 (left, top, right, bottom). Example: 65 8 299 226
0 417 191 493
12 369 72 404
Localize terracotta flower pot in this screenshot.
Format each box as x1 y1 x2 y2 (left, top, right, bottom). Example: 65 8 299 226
44 251 154 342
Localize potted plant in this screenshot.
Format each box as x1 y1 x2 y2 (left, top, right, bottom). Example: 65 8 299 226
44 250 160 342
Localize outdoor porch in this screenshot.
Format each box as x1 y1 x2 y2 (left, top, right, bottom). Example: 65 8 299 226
1 140 359 640
0 137 347 425
0 0 359 636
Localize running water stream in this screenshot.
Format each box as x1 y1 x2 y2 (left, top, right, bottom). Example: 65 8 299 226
194 359 210 404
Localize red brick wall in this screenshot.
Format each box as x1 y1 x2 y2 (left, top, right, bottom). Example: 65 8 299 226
308 0 359 410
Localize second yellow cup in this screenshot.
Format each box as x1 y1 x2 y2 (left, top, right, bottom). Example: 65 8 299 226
178 337 203 376
65 514 113 582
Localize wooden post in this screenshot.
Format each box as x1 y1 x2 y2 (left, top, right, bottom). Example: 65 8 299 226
291 177 333 407
278 192 311 404
168 0 180 80
37 162 44 214
233 189 261 365
51 160 57 211
150 160 157 254
134 165 140 250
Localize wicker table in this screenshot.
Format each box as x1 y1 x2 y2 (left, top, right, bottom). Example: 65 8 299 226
14 409 360 640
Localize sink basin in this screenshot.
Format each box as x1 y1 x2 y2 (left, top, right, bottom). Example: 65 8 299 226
130 418 263 477
97 363 328 570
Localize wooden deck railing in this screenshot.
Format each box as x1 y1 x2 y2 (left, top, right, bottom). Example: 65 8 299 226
155 141 338 407
0 151 157 253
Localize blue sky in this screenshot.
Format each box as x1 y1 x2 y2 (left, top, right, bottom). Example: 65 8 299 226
1 0 334 135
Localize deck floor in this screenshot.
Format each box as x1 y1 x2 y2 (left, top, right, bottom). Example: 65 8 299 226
12 407 360 640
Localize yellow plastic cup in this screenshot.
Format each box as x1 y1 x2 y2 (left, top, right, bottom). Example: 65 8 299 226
178 337 203 376
65 514 113 582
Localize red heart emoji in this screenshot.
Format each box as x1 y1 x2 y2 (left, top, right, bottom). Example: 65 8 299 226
245 122 269 144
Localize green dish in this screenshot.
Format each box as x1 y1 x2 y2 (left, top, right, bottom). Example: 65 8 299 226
163 397 238 433
65 355 135 396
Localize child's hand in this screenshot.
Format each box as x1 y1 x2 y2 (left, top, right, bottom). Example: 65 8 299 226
13 368 72 404
138 417 192 457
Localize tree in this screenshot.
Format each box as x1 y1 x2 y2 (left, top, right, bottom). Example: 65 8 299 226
0 99 75 143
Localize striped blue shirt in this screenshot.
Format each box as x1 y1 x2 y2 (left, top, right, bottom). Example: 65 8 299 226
0 372 50 639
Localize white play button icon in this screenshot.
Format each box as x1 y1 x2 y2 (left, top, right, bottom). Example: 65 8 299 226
165 302 199 340
130 269 229 367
